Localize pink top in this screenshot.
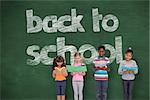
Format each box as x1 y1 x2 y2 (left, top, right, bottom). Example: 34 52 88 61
72 63 84 81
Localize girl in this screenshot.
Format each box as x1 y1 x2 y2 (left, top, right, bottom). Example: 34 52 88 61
71 52 86 100
52 56 68 100
118 48 138 100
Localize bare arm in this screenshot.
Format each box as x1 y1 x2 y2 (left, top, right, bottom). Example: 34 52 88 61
52 70 56 78
62 68 68 77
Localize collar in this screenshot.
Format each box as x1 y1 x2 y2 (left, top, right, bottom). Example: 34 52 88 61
98 55 105 59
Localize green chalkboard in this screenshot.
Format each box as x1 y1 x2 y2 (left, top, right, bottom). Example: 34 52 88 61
1 0 149 100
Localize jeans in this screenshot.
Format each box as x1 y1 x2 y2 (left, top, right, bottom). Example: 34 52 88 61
95 80 108 100
123 80 134 100
56 80 66 96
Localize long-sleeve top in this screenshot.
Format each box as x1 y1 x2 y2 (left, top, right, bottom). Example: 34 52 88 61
118 60 138 80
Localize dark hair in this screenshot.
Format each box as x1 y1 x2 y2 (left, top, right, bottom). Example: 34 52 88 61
53 56 66 69
98 46 105 51
74 52 81 57
125 47 133 54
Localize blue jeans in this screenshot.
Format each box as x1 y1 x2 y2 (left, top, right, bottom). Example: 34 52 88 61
56 80 66 96
95 80 108 100
123 80 134 100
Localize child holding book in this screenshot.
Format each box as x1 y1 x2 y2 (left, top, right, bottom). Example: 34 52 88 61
118 48 138 100
52 56 68 100
71 52 86 100
93 46 110 100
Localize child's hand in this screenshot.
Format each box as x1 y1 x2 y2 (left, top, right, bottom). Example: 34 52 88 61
128 70 134 74
94 66 100 70
123 70 134 74
94 66 106 70
78 72 83 75
79 72 86 76
62 68 68 77
123 70 129 74
101 66 107 70
106 67 111 72
62 72 67 76
71 72 78 75
71 72 75 76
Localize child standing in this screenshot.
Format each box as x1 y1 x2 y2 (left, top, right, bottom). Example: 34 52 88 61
71 52 86 100
118 48 138 100
93 46 110 100
52 56 68 100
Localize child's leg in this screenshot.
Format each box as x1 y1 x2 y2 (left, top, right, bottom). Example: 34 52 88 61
57 96 61 100
123 80 128 100
60 81 66 100
128 80 134 100
72 81 78 100
78 81 84 100
56 81 61 100
101 80 108 100
95 80 101 100
62 95 65 100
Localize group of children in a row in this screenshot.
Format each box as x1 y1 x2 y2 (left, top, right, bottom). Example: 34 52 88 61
52 46 139 100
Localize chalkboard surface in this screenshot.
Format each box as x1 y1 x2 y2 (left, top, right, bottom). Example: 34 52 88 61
1 0 149 100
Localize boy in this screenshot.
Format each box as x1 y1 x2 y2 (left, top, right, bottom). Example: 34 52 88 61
93 46 110 100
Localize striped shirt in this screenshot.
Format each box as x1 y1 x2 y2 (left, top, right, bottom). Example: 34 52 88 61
93 56 110 80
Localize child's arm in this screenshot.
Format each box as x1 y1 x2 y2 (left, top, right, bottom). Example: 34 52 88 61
78 72 86 76
123 70 130 74
92 57 98 71
93 66 98 70
70 63 78 75
71 72 77 76
118 62 123 75
62 68 68 77
80 63 86 76
106 66 111 72
133 61 138 74
82 72 86 76
93 66 107 70
52 70 56 78
106 58 111 72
